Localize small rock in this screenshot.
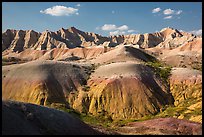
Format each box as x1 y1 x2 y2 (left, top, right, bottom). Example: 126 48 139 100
26 112 34 121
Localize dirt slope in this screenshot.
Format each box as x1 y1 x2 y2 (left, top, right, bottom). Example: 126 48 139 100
2 100 103 135
117 117 202 135
2 60 90 106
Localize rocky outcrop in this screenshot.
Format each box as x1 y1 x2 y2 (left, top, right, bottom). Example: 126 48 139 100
2 30 40 52
2 100 103 135
2 29 17 51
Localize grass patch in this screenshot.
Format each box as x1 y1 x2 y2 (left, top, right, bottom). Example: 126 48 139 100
153 98 201 120
54 106 113 128
145 61 172 83
79 113 113 128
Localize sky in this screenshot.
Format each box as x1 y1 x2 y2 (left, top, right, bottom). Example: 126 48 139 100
2 2 202 36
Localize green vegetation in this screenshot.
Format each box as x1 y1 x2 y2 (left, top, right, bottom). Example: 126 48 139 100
55 106 113 128
152 98 201 120
53 95 201 131
80 113 113 128
145 61 172 83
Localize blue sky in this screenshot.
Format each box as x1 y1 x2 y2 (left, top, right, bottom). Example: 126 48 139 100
2 2 202 36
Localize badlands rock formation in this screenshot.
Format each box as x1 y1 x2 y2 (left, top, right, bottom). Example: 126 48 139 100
91 44 156 64
2 29 40 52
79 62 173 119
2 27 201 70
170 67 202 106
2 27 116 53
169 68 202 123
2 26 202 134
2 27 199 53
2 60 90 106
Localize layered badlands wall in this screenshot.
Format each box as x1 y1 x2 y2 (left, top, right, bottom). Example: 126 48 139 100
2 27 200 58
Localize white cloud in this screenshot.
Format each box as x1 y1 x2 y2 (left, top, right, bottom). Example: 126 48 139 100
164 16 173 19
163 9 174 15
101 24 117 31
40 5 79 16
189 29 202 36
112 10 115 14
163 9 182 19
117 25 129 31
109 30 126 36
152 7 161 13
100 24 137 36
127 30 135 33
76 4 81 7
101 24 128 31
176 10 182 15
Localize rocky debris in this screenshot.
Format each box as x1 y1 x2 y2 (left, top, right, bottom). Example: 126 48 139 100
116 117 202 135
2 100 103 135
